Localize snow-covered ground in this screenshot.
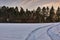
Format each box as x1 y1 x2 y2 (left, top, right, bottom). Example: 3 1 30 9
0 23 60 40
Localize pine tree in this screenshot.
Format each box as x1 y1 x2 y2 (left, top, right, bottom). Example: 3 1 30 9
42 7 47 22
49 6 55 22
56 7 60 21
20 7 25 17
36 7 41 22
46 7 49 16
15 6 18 12
20 7 26 22
14 6 19 16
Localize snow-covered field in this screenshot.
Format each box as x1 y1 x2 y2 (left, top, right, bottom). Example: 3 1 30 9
0 23 60 40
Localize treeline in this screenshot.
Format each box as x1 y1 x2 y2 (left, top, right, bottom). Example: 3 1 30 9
0 6 60 23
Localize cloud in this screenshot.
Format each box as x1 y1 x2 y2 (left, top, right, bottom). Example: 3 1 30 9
20 0 60 9
42 2 60 9
0 0 60 10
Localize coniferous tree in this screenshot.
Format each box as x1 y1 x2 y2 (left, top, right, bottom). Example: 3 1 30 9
56 7 60 21
0 6 6 22
1 6 8 22
42 7 46 22
20 7 26 22
50 6 55 17
46 7 50 22
14 6 19 17
46 7 49 16
15 6 18 12
36 7 41 22
20 7 25 17
49 6 55 22
26 9 31 19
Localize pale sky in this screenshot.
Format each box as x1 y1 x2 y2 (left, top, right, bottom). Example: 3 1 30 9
0 0 60 10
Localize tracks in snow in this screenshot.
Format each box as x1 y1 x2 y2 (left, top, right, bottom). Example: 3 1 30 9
47 24 60 40
25 23 60 40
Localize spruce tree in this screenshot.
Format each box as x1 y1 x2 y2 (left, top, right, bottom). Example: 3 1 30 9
56 7 60 21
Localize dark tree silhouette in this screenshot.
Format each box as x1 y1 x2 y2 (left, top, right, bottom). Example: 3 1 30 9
46 7 50 22
15 6 18 12
0 6 59 23
20 7 26 22
36 7 41 22
26 9 30 18
46 6 49 16
48 6 55 22
42 7 47 22
0 6 9 22
56 7 60 21
36 7 44 23
20 7 25 16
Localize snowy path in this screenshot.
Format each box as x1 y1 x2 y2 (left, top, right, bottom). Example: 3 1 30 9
0 23 60 40
26 23 60 40
47 24 60 40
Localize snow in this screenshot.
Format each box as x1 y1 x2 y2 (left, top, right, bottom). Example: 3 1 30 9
0 23 60 40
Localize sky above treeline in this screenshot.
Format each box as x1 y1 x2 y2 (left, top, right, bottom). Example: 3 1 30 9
0 0 60 10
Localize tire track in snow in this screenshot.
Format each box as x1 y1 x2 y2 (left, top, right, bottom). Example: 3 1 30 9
25 23 59 40
47 23 60 40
